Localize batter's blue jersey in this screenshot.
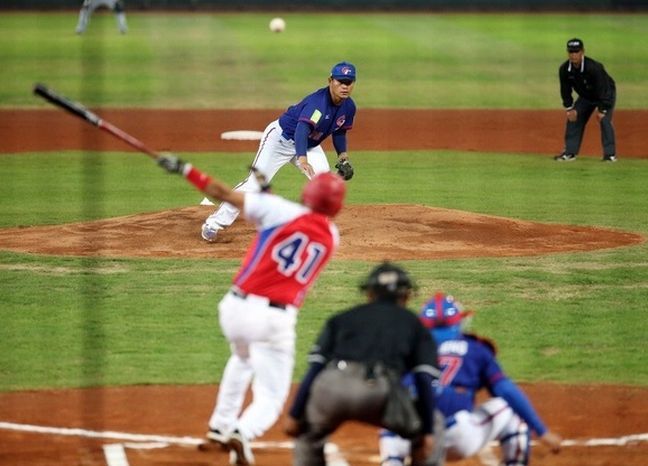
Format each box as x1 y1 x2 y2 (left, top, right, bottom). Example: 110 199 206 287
434 334 505 418
278 87 355 147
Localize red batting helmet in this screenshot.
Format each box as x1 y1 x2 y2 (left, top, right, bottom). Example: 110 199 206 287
301 172 346 217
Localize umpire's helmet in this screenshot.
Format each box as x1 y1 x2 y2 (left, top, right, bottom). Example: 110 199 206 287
301 172 346 217
360 262 414 301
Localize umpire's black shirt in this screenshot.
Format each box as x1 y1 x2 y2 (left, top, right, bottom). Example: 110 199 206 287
559 56 616 112
308 300 438 376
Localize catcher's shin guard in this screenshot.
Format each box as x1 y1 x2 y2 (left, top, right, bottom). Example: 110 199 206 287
499 420 530 466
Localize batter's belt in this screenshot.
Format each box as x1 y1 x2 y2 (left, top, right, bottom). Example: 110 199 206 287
229 287 288 311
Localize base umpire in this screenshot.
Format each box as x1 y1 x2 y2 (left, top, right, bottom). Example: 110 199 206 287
555 38 617 162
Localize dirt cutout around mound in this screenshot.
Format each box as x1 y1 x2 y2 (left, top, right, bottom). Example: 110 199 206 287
0 204 643 260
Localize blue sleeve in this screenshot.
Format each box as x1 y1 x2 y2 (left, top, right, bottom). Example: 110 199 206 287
332 130 347 155
289 361 325 419
491 378 547 436
413 371 436 434
294 121 311 157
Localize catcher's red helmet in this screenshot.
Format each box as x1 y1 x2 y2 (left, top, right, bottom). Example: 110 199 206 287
419 292 473 329
301 172 346 217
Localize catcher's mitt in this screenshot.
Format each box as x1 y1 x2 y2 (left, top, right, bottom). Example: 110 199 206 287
335 159 354 181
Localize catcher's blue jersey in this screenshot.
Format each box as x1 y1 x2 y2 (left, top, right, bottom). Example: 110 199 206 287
434 334 505 418
278 87 355 148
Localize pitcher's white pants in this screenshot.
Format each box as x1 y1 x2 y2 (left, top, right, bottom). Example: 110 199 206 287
204 120 330 229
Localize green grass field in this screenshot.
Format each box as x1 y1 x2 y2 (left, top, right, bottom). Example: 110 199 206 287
2 12 648 108
1 13 647 391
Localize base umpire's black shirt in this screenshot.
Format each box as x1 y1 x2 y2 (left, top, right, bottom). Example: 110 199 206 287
559 56 616 112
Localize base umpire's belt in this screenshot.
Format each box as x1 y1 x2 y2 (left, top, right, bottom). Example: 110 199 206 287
230 287 288 311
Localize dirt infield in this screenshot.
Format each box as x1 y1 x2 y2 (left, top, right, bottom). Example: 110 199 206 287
0 384 647 466
1 109 647 465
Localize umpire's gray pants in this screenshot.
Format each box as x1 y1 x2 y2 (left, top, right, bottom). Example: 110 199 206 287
564 94 616 156
293 361 390 466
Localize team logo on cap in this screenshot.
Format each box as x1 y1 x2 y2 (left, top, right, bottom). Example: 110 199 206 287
340 66 353 76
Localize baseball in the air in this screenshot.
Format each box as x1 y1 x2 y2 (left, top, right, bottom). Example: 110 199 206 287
269 17 286 33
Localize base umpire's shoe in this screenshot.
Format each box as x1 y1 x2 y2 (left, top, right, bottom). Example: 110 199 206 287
227 429 254 466
201 223 223 242
602 154 617 162
554 152 576 161
197 427 229 451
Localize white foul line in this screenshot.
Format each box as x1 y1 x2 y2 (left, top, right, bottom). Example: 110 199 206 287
2 421 646 466
0 421 349 466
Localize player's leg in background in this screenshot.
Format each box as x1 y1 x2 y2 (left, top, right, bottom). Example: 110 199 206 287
305 145 331 175
564 98 595 155
113 0 128 34
75 0 93 34
203 120 291 233
288 144 330 179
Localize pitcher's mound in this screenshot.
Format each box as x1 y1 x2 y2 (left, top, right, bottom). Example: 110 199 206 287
0 205 642 260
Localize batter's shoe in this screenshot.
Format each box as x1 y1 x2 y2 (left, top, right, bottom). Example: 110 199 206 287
227 429 254 466
201 223 223 242
554 152 576 161
197 427 229 451
602 154 617 162
381 458 406 466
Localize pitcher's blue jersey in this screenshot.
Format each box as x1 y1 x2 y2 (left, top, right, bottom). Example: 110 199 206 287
278 87 355 148
434 334 505 418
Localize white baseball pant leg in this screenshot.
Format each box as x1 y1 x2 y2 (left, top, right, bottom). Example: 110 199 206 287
445 398 530 465
208 291 297 440
76 0 116 33
203 120 330 229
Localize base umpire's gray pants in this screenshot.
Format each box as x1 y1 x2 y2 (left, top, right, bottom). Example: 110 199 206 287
564 94 616 157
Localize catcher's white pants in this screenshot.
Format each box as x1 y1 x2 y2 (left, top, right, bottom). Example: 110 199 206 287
203 120 330 229
207 290 297 440
379 398 530 465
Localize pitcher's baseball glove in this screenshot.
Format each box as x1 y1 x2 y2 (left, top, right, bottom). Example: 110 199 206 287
335 160 354 181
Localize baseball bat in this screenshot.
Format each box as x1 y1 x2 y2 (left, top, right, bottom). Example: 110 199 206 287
33 83 160 160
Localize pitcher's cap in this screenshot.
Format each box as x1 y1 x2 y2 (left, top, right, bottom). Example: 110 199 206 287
567 38 584 52
330 62 356 82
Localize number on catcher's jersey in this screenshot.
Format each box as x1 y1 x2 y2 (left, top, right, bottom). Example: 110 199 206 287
438 355 463 386
272 232 327 284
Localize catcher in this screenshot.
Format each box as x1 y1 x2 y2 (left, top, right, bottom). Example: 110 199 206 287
379 293 562 466
201 61 356 242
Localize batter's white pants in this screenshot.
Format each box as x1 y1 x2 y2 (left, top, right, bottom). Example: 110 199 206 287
380 398 531 465
203 120 330 229
207 291 298 440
